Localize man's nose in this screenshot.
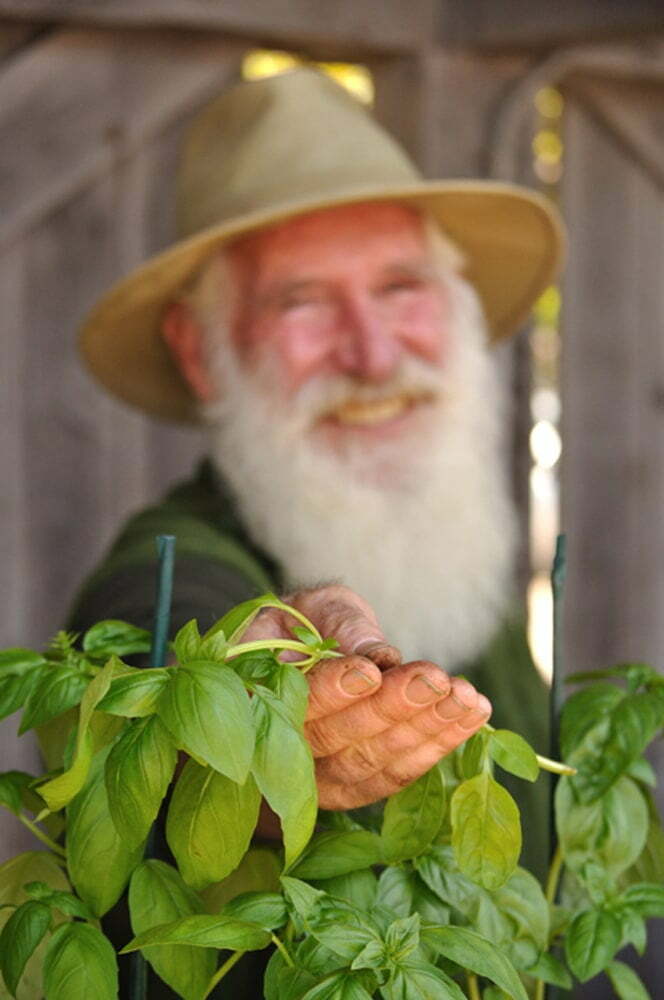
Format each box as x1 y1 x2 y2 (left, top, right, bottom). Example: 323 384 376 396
334 294 401 381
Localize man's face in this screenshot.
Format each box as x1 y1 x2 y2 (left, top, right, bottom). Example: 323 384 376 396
225 202 451 455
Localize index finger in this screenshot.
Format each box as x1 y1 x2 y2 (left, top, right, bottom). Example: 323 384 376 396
287 585 402 670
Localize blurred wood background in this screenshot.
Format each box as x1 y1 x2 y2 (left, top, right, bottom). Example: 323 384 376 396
1 3 663 995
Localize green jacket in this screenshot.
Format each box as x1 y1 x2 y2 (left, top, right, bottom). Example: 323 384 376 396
68 460 551 998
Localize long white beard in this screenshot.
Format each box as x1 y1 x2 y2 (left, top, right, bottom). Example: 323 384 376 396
200 273 517 670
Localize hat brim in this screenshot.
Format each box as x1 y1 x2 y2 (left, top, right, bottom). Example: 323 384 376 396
79 180 565 423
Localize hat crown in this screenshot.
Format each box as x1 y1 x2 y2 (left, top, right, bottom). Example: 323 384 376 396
177 69 421 239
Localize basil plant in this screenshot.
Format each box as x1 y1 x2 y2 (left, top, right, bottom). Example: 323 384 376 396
0 594 663 999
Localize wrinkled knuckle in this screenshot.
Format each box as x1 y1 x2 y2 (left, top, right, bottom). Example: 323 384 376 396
304 718 334 756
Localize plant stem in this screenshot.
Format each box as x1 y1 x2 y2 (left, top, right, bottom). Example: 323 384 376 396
545 843 564 907
202 951 245 999
466 971 481 1000
271 933 294 967
18 814 66 858
482 725 575 775
227 638 316 658
534 977 546 1000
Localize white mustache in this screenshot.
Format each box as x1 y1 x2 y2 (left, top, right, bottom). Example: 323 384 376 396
282 357 448 424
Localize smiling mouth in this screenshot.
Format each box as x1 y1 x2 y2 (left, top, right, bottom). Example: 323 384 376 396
324 392 436 427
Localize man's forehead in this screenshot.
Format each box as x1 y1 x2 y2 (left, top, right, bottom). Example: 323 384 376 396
227 200 429 276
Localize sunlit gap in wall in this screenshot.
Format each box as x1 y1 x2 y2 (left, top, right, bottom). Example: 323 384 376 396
242 50 374 105
527 86 564 684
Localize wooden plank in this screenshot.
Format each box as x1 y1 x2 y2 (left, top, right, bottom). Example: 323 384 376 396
0 27 246 251
0 0 436 52
561 94 664 1000
565 72 664 192
442 0 664 51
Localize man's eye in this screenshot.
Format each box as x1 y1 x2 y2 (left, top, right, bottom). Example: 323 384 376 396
381 279 422 295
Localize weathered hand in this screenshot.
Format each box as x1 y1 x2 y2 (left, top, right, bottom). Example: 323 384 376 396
243 583 491 812
240 583 402 669
305 656 491 809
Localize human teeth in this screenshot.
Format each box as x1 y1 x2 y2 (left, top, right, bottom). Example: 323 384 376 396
334 396 409 425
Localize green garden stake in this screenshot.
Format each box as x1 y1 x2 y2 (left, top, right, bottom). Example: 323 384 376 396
547 532 566 1000
130 534 176 1000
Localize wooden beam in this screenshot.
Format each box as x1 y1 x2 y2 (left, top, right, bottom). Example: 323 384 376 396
0 0 436 53
442 0 664 51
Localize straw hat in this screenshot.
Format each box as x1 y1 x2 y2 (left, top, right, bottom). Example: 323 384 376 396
80 68 565 423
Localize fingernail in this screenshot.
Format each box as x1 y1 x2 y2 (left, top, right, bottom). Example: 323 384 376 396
340 667 378 696
405 675 445 705
458 710 488 732
435 694 467 721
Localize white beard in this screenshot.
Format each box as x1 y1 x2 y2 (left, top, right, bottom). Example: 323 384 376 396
199 272 517 670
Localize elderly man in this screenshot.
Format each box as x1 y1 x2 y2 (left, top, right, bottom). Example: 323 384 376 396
74 70 562 863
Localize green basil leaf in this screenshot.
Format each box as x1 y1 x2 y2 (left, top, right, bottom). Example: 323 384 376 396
565 908 622 982
569 693 662 802
82 620 152 658
626 818 664 883
199 845 281 913
230 651 279 686
280 876 325 924
197 630 228 662
311 870 378 912
105 715 176 846
606 959 652 999
375 868 415 919
294 936 345 978
158 660 254 782
460 730 489 779
489 867 549 968
212 592 285 645
252 691 317 869
38 660 118 812
567 663 658 686
488 730 539 782
264 950 317 1000
620 882 664 918
421 925 528 1000
0 649 47 679
384 913 420 962
97 667 171 718
42 922 118 1000
291 832 384 880
556 775 648 880
613 906 647 955
166 759 260 889
300 970 375 999
19 667 90 735
121 914 271 952
0 899 52 995
381 959 466 999
23 883 94 921
381 766 445 863
625 758 657 787
67 748 144 917
260 662 310 728
128 859 215 1000
524 952 572 988
0 852 71 999
560 683 624 757
218 891 288 931
451 774 521 890
0 667 47 725
173 620 202 664
0 771 35 816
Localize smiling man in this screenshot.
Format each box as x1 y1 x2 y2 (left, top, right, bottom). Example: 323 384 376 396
73 69 562 849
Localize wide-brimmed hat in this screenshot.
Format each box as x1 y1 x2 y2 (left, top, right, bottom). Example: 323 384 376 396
79 68 565 423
